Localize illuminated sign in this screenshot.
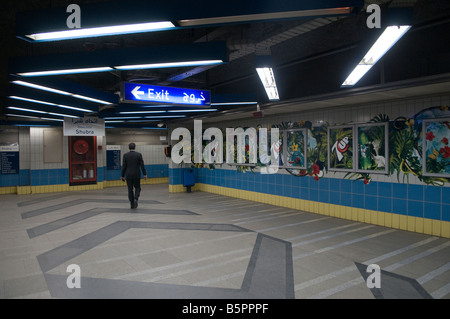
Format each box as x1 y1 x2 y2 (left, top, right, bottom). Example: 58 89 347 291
121 82 211 107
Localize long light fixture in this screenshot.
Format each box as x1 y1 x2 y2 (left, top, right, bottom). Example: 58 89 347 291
144 115 186 119
8 95 93 113
7 107 78 120
114 60 223 71
119 110 167 114
167 109 218 113
12 80 71 95
7 106 48 114
211 101 258 106
25 21 175 42
12 80 114 105
17 66 113 77
256 67 280 101
341 25 411 87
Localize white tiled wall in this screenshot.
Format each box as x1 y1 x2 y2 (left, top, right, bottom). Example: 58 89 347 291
116 144 169 165
29 127 69 170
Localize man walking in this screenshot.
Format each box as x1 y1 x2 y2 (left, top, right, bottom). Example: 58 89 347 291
121 143 147 209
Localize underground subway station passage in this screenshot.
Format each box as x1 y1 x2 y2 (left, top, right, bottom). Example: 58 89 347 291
0 0 449 302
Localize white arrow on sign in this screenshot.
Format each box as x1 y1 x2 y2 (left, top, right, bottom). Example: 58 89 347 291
131 86 145 100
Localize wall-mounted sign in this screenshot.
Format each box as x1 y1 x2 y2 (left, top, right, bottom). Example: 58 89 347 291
121 82 211 107
106 145 121 170
0 145 19 174
64 117 105 136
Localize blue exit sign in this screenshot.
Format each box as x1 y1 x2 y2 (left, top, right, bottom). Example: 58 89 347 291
122 82 211 107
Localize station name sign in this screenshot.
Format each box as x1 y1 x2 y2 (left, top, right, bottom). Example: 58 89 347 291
121 82 211 107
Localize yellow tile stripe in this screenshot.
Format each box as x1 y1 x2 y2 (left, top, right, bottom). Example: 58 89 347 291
3 177 169 195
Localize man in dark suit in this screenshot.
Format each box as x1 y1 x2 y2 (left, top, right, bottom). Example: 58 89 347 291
121 143 147 208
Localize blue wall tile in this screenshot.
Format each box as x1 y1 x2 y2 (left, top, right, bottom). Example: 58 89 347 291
365 195 378 210
365 182 378 196
392 183 407 199
441 188 450 205
340 179 352 193
424 186 441 203
424 203 441 220
330 191 340 205
408 200 424 217
378 182 392 198
442 205 450 222
378 196 392 213
408 184 423 202
352 194 364 208
329 178 340 192
353 180 364 194
393 199 407 215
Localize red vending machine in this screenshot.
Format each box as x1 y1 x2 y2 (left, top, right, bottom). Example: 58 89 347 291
69 136 97 185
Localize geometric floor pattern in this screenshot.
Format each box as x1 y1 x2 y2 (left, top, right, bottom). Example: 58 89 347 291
1 184 449 299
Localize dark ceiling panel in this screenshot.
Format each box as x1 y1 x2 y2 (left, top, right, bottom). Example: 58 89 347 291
1 0 450 127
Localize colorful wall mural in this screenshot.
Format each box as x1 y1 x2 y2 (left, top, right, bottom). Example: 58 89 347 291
190 105 449 186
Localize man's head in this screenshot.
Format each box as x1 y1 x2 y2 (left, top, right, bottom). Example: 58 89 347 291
129 142 136 150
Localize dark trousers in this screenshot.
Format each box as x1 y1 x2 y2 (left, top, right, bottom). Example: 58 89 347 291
126 177 141 204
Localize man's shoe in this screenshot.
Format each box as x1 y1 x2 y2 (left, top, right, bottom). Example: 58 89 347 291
134 199 138 209
130 201 135 209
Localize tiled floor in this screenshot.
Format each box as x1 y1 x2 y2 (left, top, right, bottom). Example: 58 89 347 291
1 184 449 299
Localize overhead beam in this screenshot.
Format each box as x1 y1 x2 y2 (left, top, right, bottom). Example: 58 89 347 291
15 0 363 41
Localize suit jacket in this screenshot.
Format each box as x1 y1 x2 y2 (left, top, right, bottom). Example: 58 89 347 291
121 150 147 179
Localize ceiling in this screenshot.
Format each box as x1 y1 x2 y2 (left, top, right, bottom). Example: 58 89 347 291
1 0 450 128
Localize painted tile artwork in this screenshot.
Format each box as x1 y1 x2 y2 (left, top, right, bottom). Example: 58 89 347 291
328 126 354 172
356 123 388 174
423 118 450 177
285 129 306 169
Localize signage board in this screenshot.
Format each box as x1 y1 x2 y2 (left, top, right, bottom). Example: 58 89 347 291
64 117 105 136
0 145 19 174
106 145 121 170
121 82 211 107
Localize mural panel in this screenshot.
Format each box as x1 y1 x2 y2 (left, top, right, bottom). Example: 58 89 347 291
422 118 450 177
328 125 355 172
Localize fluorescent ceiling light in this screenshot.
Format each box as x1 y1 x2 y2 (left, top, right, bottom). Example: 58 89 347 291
57 104 93 112
119 111 167 114
7 106 48 114
9 95 55 106
72 94 113 105
104 120 125 123
41 117 64 122
25 21 175 41
144 115 186 118
17 67 113 77
7 106 81 121
211 102 258 106
114 60 223 70
168 109 218 112
5 113 40 119
11 80 113 105
256 67 280 100
178 7 351 26
9 95 95 113
126 119 159 123
12 80 71 95
103 117 142 120
13 124 52 127
48 112 80 118
142 127 168 130
342 25 411 87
